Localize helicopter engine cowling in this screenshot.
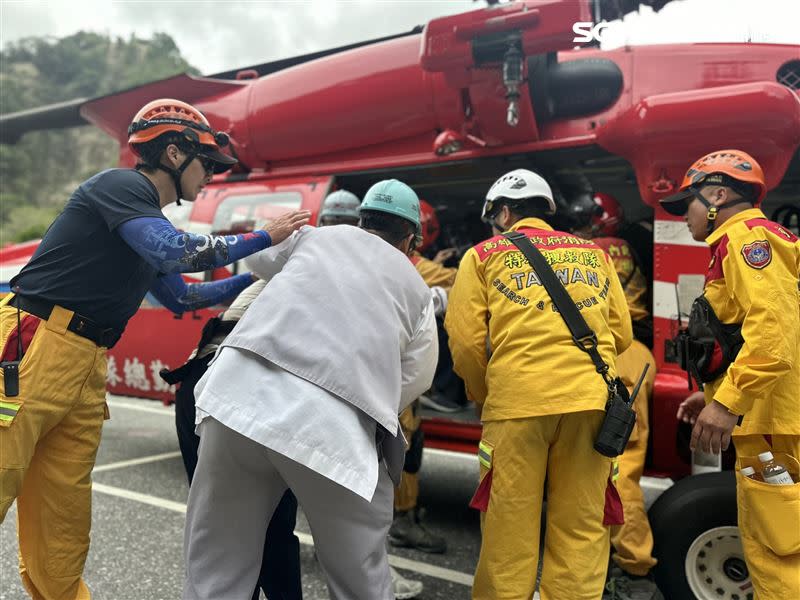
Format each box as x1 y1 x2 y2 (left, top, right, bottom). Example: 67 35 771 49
220 35 441 167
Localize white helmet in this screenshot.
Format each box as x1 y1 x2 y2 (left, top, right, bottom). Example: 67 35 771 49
320 190 361 220
482 169 556 222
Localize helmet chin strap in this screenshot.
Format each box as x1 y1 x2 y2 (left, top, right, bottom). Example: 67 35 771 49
689 187 753 236
156 150 197 206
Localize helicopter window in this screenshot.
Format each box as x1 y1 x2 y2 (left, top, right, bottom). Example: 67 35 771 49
212 192 302 235
777 60 800 91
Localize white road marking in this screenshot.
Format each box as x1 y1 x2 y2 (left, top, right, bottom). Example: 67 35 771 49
93 482 188 513
91 482 474 587
386 553 473 586
93 451 183 473
106 397 174 416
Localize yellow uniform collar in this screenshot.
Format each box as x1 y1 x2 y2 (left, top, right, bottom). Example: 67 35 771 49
706 208 765 246
508 217 554 233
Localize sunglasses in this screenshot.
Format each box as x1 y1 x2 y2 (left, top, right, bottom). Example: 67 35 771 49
197 155 216 176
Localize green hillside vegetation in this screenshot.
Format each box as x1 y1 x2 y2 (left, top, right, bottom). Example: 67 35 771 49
1 32 196 244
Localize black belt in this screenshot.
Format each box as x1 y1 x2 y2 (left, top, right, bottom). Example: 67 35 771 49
10 295 122 348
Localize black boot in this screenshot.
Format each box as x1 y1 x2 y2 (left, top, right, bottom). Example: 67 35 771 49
388 508 447 554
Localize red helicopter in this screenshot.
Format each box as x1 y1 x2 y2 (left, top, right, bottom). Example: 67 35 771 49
2 1 799 596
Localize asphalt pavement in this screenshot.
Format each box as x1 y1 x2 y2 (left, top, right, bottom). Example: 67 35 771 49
0 395 482 600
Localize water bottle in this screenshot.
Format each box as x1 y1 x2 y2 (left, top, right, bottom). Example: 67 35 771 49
758 451 795 485
740 466 763 482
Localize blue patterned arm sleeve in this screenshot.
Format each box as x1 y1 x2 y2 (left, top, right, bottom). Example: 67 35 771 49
118 216 271 274
150 272 256 314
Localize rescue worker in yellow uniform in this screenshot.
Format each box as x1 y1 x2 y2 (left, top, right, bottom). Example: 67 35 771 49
446 169 632 600
662 150 800 600
570 193 649 324
390 200 453 558
410 202 463 414
0 99 309 600
569 193 660 600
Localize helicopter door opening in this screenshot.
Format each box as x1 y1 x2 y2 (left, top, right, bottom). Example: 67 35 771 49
191 176 332 282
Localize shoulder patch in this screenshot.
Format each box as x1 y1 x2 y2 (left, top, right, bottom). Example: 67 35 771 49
740 239 772 269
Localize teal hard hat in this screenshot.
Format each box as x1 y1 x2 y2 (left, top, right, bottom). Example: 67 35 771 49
320 190 361 220
359 179 421 234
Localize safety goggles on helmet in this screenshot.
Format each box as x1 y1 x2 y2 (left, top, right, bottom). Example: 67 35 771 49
481 198 551 229
128 117 230 149
138 125 236 174
481 198 502 226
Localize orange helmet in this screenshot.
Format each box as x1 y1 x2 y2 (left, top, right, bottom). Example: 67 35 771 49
418 199 440 252
127 98 236 173
660 150 766 217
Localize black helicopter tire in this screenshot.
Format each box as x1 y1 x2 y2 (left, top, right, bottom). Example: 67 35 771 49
649 471 751 600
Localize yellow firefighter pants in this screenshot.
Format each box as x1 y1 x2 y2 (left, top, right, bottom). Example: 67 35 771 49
394 400 421 512
0 302 107 600
394 471 419 513
610 341 657 576
473 411 611 600
734 434 800 600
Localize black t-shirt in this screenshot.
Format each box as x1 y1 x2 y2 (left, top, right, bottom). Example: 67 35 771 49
11 168 166 332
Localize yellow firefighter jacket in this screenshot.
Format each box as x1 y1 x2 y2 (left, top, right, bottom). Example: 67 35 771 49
593 237 649 322
445 217 632 421
410 252 457 292
702 208 800 435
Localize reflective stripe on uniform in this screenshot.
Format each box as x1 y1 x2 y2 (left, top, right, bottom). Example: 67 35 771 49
478 441 493 469
0 400 20 422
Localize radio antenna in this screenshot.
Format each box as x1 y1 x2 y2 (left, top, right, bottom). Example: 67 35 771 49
628 363 650 407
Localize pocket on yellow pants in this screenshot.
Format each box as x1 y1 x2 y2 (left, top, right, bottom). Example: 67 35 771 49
736 453 800 556
0 400 25 471
0 400 25 518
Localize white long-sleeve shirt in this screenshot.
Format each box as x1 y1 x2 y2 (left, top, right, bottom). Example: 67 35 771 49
195 225 437 499
227 225 437 433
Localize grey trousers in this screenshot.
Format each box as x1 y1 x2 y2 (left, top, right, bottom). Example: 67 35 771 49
183 418 394 600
